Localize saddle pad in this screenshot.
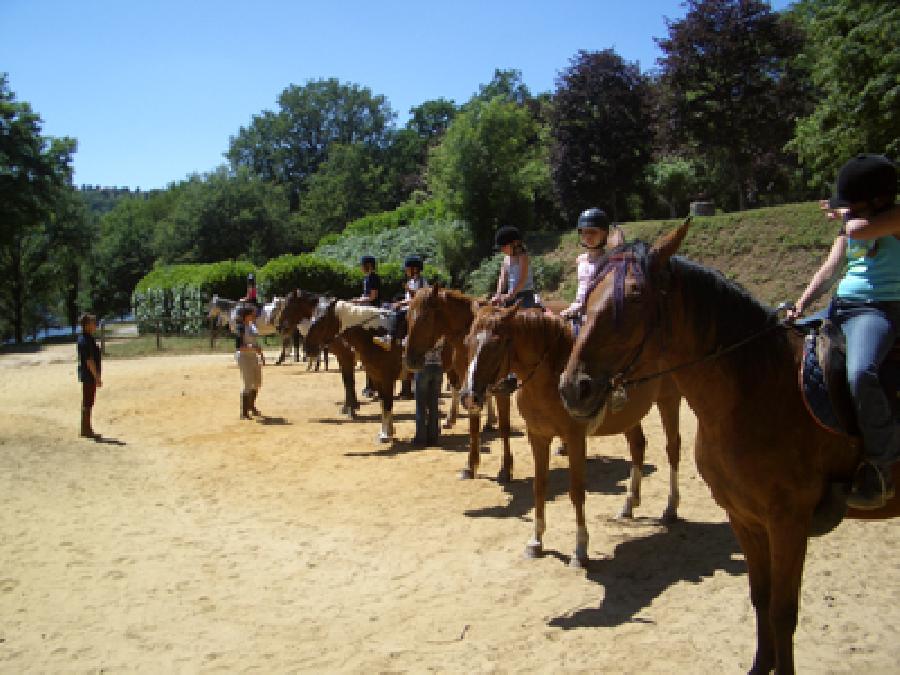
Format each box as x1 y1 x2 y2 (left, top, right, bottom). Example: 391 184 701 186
801 333 851 435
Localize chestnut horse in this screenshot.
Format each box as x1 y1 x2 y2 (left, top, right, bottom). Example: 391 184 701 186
271 290 359 417
405 285 514 481
559 221 899 673
459 304 682 566
304 299 403 442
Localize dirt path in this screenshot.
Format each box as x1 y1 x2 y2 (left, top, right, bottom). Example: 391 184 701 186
1 345 898 672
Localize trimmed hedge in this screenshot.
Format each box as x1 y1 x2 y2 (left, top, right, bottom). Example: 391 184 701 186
132 260 253 334
133 254 450 335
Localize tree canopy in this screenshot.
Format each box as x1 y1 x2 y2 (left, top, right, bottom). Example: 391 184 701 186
788 0 900 188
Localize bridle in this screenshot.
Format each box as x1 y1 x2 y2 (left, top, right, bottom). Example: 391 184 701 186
587 251 786 406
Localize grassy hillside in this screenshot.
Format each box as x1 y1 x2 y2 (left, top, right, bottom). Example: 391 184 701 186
535 202 838 312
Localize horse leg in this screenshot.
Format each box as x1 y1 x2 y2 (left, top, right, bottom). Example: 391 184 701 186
444 386 460 429
323 348 329 371
483 393 497 431
565 432 589 567
276 334 289 365
377 384 394 443
495 393 513 483
767 518 809 674
656 392 683 523
525 431 551 559
340 362 358 419
459 411 481 480
730 519 776 674
618 425 647 519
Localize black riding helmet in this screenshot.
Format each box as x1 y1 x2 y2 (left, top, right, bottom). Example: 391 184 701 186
404 255 424 270
495 225 521 249
576 207 610 231
830 154 897 208
360 254 376 266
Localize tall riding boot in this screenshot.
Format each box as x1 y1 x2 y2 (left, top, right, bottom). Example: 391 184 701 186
80 407 98 438
249 389 262 416
241 393 251 420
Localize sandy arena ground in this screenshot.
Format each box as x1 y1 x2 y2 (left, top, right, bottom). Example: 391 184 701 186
1 343 899 673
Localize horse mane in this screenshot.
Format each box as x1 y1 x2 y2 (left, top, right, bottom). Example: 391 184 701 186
615 240 790 379
333 300 388 331
472 307 574 372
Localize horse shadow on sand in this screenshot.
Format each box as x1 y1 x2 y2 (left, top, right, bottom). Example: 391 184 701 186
254 415 291 426
548 520 744 629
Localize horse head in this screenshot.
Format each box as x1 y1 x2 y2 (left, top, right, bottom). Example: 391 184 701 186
404 282 445 372
559 219 689 429
304 297 340 357
459 303 520 413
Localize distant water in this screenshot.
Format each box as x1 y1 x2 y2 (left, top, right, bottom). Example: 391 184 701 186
3 316 134 345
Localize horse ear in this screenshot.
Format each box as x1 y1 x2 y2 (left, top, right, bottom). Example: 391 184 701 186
650 216 691 271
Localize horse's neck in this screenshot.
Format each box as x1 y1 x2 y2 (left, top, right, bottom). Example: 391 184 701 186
440 295 477 338
510 316 572 377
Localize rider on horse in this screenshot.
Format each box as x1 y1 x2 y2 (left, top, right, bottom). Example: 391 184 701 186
789 154 900 509
560 208 626 332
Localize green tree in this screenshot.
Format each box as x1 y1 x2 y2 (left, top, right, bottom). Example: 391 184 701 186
646 157 701 217
407 98 458 140
427 96 550 253
227 78 394 210
0 74 76 342
550 49 653 222
154 168 294 265
656 0 810 209
788 0 900 187
295 143 387 247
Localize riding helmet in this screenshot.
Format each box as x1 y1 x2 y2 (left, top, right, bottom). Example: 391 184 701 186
404 255 424 270
247 272 256 282
830 154 897 208
360 254 376 266
576 207 610 230
495 225 522 248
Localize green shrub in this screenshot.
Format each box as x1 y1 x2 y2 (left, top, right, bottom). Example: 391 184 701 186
133 260 253 334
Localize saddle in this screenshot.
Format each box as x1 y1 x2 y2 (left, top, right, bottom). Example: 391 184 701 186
799 316 900 436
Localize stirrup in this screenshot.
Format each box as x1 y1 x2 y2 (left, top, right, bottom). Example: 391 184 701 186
847 461 895 510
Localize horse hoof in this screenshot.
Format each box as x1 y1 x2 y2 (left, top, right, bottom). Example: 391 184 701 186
443 420 454 429
458 468 474 480
524 542 542 559
482 423 495 433
555 444 568 457
569 555 588 569
497 468 512 483
660 509 679 525
378 433 392 443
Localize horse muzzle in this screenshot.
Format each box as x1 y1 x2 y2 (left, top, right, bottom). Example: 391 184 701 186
559 367 610 422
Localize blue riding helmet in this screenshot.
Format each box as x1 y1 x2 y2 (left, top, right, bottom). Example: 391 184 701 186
576 207 610 231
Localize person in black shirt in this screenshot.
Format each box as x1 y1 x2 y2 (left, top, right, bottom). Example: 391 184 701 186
354 255 381 306
76 313 102 439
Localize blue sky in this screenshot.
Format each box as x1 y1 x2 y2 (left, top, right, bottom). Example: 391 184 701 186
2 0 792 190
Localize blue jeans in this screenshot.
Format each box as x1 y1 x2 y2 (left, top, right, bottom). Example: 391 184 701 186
415 364 442 444
830 299 900 467
504 290 538 309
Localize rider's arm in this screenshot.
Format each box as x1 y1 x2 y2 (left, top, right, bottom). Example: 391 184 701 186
606 225 625 248
845 205 900 240
790 235 847 318
495 259 508 298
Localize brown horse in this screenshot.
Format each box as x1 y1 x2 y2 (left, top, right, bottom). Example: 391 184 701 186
304 299 403 442
459 303 682 566
559 221 899 673
405 285 514 481
273 290 358 417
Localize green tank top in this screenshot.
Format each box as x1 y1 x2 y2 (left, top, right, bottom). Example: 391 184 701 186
836 234 900 302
